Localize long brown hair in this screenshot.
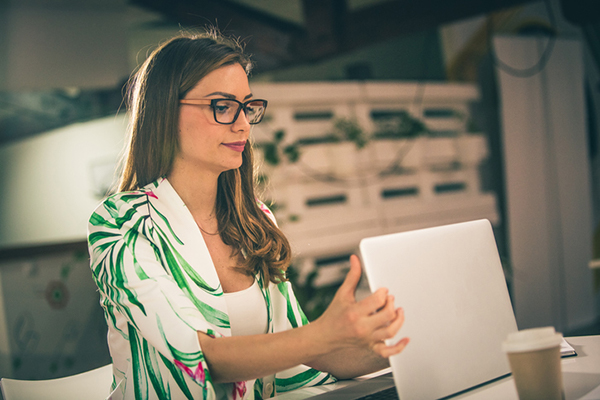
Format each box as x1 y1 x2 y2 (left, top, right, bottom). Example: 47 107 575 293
119 29 291 285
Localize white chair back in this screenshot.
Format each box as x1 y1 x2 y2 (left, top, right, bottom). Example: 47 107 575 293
0 364 112 400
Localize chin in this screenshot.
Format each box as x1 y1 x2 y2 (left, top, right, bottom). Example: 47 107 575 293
221 159 244 172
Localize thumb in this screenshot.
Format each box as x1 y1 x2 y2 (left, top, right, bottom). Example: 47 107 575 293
337 255 362 299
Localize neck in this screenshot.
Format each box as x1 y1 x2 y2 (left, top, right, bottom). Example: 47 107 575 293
167 164 219 220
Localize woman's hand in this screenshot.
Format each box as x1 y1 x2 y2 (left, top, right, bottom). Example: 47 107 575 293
197 254 408 383
311 255 409 359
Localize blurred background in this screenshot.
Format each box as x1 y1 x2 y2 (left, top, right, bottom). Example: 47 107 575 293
0 0 599 382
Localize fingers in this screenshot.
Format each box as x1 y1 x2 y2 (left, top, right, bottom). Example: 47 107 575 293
326 255 409 359
370 308 408 358
357 290 391 316
336 255 362 298
372 307 405 342
372 337 410 358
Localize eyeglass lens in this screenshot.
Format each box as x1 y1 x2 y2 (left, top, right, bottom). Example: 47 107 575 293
213 99 266 124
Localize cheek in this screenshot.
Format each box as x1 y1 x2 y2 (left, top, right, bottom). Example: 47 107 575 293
177 120 191 145
179 109 218 137
177 123 222 160
178 113 204 146
179 110 196 132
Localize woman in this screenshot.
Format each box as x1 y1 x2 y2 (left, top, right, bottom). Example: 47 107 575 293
88 29 408 400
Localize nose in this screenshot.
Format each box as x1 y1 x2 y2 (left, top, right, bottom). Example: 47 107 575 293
232 107 251 132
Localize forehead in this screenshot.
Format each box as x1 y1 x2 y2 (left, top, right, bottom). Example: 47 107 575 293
187 63 250 97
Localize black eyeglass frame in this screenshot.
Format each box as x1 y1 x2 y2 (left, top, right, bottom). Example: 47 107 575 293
179 98 268 125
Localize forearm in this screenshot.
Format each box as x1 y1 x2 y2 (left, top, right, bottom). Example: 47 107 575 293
307 346 390 380
200 326 392 383
199 255 408 384
198 323 330 383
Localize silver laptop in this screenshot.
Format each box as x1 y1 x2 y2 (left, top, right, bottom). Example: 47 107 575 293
312 219 518 400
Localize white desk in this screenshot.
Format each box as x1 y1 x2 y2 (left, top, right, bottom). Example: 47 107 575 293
272 335 600 399
454 335 600 399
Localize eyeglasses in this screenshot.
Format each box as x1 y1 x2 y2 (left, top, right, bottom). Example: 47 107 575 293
179 98 268 125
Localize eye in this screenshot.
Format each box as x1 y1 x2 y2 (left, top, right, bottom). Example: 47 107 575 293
212 99 236 115
246 101 264 114
213 104 230 114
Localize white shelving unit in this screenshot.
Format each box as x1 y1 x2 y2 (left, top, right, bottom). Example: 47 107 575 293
251 81 499 286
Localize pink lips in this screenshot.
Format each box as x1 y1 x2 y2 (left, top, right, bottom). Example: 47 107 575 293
222 141 246 152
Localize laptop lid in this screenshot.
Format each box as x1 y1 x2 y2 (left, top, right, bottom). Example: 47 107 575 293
359 219 518 400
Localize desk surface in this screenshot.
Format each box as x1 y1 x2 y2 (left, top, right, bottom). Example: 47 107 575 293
453 335 600 399
272 335 600 400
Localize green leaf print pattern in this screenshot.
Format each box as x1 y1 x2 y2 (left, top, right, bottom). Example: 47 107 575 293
275 281 336 393
90 190 218 398
156 234 229 328
276 369 334 392
277 282 308 328
91 191 229 329
89 181 338 398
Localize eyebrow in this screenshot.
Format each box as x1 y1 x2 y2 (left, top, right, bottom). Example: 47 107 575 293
205 91 253 100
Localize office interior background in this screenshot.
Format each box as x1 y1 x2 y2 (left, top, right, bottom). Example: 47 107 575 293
0 0 599 382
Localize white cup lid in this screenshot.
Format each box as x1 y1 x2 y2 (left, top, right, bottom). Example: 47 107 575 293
502 327 563 353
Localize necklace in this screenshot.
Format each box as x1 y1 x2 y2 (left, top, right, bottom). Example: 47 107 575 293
195 209 219 236
198 224 219 236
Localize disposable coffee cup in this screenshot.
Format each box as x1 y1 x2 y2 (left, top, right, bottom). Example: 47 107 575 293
502 327 564 400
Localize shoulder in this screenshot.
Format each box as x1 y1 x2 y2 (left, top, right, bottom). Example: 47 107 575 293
89 182 160 226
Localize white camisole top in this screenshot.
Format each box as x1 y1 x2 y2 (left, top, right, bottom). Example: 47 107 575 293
223 279 268 336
